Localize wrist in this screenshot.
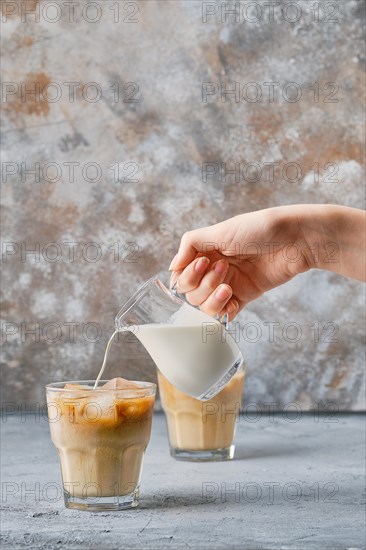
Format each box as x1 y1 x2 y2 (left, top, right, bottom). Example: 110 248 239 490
269 205 315 275
295 204 342 271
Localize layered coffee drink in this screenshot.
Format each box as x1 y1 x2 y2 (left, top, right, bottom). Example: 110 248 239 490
158 368 244 461
46 377 156 511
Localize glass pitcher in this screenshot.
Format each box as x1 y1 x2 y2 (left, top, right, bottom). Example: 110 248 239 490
114 276 243 401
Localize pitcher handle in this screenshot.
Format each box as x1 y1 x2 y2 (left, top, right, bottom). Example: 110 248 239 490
171 281 229 329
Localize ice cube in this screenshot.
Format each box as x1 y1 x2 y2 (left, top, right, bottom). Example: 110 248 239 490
64 383 91 390
93 394 116 420
62 383 91 400
102 377 141 390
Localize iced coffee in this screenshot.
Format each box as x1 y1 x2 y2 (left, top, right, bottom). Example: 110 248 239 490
46 378 156 511
158 368 244 461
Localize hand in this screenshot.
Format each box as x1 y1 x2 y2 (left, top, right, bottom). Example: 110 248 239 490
169 205 366 320
169 206 309 320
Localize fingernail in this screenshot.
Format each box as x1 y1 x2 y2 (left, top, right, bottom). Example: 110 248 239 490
168 254 178 271
169 272 179 289
226 300 238 314
215 285 231 301
194 257 210 272
214 260 227 275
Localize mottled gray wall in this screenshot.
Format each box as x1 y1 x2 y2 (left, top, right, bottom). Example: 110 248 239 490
1 0 365 410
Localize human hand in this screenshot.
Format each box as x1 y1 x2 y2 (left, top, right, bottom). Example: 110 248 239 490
169 205 313 320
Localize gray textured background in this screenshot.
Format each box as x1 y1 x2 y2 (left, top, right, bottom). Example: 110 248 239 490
1 0 365 410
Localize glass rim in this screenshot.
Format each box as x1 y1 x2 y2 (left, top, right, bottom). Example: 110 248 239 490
46 380 157 394
115 275 182 326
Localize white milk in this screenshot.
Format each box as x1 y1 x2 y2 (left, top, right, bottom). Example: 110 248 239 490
95 304 242 398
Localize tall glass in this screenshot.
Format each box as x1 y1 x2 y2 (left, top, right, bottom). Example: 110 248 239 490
115 276 243 400
46 380 156 511
158 365 245 461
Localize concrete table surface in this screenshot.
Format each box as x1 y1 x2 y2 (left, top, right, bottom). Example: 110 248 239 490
1 413 365 550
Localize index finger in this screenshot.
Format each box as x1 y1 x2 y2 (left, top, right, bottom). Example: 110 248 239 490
168 228 218 272
168 233 198 271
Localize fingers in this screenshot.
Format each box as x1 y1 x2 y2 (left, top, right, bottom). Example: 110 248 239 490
172 256 210 292
169 227 214 272
169 260 241 320
168 232 197 271
223 298 240 321
169 257 209 290
198 284 233 317
169 269 182 290
184 259 228 303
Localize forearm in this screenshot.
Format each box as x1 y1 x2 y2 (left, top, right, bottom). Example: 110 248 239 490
299 205 366 281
